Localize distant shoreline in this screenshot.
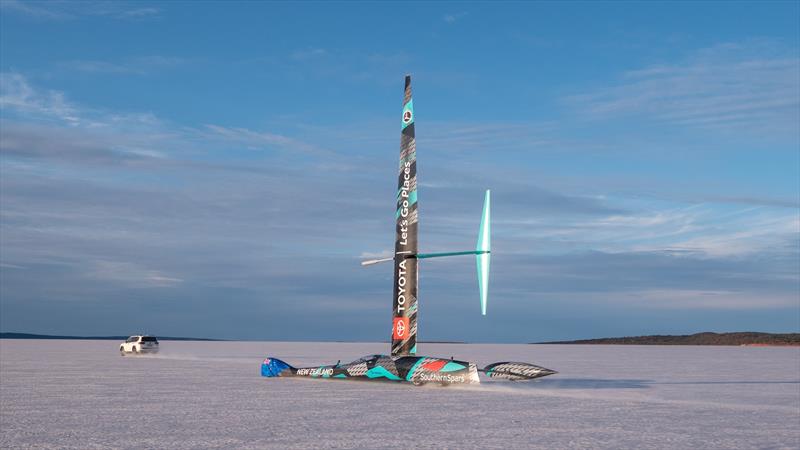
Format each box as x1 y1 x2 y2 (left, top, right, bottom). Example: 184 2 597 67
537 332 800 346
0 333 463 344
3 331 799 346
0 333 222 341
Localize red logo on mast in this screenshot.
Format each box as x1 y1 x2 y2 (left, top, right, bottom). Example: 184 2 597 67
393 317 409 339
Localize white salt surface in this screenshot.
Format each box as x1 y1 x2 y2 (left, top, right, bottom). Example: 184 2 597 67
1 340 798 449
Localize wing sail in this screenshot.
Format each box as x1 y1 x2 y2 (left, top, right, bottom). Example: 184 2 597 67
476 190 491 315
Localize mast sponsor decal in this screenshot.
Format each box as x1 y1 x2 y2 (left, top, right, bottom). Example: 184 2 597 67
397 161 412 245
393 316 409 339
395 259 407 313
401 99 414 129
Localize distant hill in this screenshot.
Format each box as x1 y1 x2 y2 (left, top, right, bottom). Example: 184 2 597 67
0 332 221 341
538 332 800 346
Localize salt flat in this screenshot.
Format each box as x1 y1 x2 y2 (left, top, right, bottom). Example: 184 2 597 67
1 340 798 449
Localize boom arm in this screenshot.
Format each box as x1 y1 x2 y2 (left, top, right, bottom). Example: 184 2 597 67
360 257 394 266
417 250 488 259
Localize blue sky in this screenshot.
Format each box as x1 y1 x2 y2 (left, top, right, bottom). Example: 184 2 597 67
1 1 798 342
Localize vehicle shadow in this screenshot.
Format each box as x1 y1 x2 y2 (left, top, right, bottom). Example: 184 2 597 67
529 378 652 389
654 380 800 385
529 379 800 389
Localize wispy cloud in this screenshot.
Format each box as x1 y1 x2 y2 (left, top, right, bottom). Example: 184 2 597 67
633 289 800 309
201 124 332 156
422 121 559 152
0 120 168 164
238 48 412 86
443 12 468 24
566 40 800 135
544 289 799 310
664 213 799 258
58 56 186 75
290 48 327 61
495 196 799 260
87 260 182 287
0 73 177 163
0 0 161 20
0 72 79 124
117 7 160 19
703 195 800 209
0 0 68 19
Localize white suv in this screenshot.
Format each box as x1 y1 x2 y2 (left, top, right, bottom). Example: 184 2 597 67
120 335 159 355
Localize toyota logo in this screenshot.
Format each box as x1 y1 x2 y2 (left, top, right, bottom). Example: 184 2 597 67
395 320 406 337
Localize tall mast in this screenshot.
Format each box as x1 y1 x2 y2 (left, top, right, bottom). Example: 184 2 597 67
391 75 419 357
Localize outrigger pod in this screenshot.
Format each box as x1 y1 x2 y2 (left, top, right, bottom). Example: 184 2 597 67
261 75 556 386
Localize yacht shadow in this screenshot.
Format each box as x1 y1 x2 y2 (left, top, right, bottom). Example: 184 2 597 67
654 380 800 385
529 379 800 389
531 378 652 389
